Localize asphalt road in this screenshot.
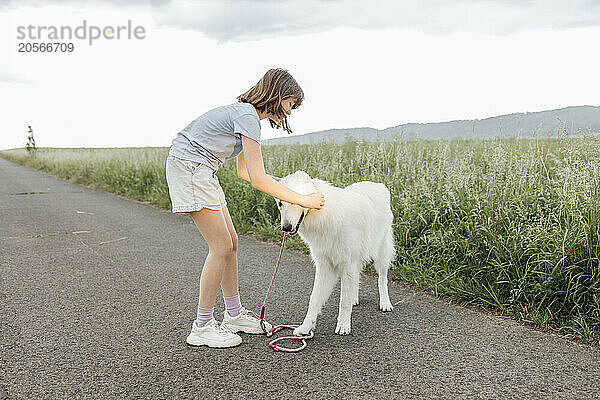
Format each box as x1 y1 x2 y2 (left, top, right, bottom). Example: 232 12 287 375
1 157 599 400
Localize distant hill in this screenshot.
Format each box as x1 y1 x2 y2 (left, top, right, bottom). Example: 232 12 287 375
263 105 600 145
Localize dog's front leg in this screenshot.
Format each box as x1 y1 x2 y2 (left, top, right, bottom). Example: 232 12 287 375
294 261 338 336
336 269 359 335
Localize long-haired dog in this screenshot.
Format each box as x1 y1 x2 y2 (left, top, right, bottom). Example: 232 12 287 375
274 171 395 335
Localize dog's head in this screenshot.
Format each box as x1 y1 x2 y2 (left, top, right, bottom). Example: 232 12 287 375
274 170 316 235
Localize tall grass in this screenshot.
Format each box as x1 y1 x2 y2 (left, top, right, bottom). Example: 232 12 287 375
1 147 172 209
2 136 599 345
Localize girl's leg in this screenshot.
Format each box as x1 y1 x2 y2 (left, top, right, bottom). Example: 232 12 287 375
219 204 239 298
190 208 235 309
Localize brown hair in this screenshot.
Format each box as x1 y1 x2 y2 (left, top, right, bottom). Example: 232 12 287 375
237 68 304 134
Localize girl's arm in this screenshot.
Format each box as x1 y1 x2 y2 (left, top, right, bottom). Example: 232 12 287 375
237 151 280 183
240 135 320 208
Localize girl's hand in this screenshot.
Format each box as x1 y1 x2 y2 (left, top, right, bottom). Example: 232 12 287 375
300 193 325 210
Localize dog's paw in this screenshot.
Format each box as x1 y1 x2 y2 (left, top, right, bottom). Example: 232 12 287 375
293 324 313 336
335 322 351 335
353 298 359 306
380 301 393 312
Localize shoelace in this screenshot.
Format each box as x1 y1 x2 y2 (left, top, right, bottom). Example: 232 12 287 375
218 309 263 336
239 308 258 320
222 307 258 322
218 324 236 336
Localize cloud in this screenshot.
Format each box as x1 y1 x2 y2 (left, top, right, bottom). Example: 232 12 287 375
2 0 599 43
153 0 600 43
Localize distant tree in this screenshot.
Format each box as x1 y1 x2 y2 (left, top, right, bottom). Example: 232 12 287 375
25 125 37 156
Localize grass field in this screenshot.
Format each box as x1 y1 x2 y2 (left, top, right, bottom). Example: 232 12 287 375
2 136 599 345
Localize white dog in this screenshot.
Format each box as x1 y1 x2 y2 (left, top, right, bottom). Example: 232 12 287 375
274 170 395 336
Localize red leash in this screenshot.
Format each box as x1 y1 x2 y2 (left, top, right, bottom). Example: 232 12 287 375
259 232 314 352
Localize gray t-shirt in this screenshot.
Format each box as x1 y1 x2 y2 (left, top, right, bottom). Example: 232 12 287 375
168 102 261 171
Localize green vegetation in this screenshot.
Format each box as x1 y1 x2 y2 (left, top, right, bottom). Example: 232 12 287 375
2 136 599 345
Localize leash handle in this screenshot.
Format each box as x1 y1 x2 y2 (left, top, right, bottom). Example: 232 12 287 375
266 325 314 352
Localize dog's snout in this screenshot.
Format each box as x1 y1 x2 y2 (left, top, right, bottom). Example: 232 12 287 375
282 221 293 232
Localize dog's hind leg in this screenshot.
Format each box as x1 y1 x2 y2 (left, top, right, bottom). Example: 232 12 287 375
293 258 338 336
353 274 360 306
336 267 360 335
375 227 395 312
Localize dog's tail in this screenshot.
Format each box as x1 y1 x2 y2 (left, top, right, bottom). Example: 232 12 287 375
381 224 396 264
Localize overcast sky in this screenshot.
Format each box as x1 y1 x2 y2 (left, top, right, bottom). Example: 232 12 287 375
1 0 599 149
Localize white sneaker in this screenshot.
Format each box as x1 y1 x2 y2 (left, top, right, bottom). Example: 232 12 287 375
186 318 242 348
221 306 273 334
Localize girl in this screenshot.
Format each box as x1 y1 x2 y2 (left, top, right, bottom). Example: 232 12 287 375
166 68 325 348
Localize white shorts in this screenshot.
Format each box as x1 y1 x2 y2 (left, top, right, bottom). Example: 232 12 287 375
165 155 227 213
